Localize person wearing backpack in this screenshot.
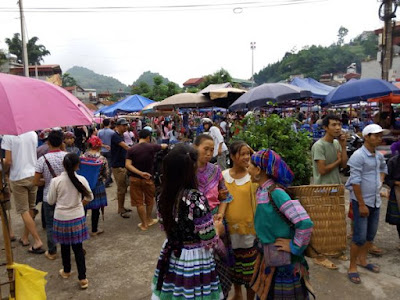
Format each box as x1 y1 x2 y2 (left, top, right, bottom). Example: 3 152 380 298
33 129 67 259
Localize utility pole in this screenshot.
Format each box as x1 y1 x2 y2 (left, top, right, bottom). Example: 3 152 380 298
381 0 395 81
250 42 256 86
18 0 29 77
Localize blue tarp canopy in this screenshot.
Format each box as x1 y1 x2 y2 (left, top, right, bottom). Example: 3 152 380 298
96 95 154 117
290 77 334 99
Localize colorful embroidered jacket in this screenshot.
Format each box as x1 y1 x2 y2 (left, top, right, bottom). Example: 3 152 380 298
254 179 313 258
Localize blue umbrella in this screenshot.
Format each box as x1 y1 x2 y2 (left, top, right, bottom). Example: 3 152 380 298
229 83 311 110
96 94 154 116
290 77 334 99
322 78 400 106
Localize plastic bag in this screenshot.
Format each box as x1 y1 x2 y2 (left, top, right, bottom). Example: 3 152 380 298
9 263 47 300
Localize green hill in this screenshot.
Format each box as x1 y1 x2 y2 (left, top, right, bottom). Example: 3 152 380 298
254 31 378 84
66 66 129 93
133 71 170 86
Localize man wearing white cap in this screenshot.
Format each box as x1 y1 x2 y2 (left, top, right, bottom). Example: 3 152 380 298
202 118 228 170
345 124 388 284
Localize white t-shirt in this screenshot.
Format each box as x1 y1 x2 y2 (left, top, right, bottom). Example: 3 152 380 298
1 131 38 181
206 126 228 157
167 130 179 142
220 121 228 135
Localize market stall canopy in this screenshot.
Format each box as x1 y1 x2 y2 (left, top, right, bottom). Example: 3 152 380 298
290 77 334 99
153 93 213 110
368 93 400 104
202 87 247 108
229 83 311 110
199 82 232 94
140 102 175 116
96 94 154 117
322 78 400 106
0 73 93 135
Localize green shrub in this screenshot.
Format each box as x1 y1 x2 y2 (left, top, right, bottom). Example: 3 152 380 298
232 114 312 186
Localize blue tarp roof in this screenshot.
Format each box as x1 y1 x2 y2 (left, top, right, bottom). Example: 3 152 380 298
290 77 334 99
96 95 154 117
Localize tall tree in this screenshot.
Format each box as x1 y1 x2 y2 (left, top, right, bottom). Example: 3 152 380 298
62 73 77 87
337 26 349 46
5 33 50 65
0 49 6 65
198 68 233 89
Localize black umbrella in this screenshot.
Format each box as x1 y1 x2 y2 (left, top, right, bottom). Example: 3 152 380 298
229 83 311 110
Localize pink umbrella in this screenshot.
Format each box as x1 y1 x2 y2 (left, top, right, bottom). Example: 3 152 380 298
0 73 93 135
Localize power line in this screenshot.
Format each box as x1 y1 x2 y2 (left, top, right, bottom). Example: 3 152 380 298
0 0 328 13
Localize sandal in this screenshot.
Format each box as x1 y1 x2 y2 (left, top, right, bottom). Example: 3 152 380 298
348 272 361 284
359 263 380 273
368 246 383 256
59 269 73 279
18 238 30 247
119 212 130 219
79 279 89 289
123 208 132 213
28 246 45 254
10 236 16 242
137 223 148 231
313 257 338 270
148 219 159 226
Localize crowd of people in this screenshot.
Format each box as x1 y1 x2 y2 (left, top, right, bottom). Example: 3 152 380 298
0 108 399 298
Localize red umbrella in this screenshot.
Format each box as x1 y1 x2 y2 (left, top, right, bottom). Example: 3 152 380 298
0 73 93 135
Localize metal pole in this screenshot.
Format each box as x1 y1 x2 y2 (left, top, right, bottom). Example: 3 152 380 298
18 0 29 77
250 42 256 86
381 0 394 81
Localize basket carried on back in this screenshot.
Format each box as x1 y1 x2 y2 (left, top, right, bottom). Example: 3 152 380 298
77 158 102 190
288 184 346 258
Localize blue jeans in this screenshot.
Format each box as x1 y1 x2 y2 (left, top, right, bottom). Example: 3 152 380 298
352 200 380 246
43 202 57 254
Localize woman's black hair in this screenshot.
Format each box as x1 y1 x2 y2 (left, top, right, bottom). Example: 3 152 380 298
229 140 249 167
158 144 198 237
193 133 213 146
63 153 91 198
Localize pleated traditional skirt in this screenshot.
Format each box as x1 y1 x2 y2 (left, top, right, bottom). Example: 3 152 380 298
53 216 89 245
152 240 223 300
85 181 108 210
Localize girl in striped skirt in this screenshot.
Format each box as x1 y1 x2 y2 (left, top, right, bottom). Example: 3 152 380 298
48 153 93 289
152 144 224 299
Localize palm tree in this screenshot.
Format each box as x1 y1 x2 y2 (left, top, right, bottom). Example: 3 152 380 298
5 33 50 65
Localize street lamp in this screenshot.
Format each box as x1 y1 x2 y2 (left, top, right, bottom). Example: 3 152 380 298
250 42 256 85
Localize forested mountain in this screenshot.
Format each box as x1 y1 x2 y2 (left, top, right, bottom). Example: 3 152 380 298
254 31 378 84
66 66 129 92
133 71 170 86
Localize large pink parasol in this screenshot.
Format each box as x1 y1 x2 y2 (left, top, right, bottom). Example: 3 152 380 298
0 73 93 135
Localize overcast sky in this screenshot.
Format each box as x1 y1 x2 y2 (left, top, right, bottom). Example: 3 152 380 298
0 0 385 86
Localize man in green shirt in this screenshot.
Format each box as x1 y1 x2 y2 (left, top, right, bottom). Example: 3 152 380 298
311 114 348 270
312 114 347 184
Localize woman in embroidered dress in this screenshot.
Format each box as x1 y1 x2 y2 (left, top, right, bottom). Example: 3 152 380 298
248 149 314 300
82 136 108 236
47 153 93 289
152 144 224 299
193 134 233 299
222 141 257 300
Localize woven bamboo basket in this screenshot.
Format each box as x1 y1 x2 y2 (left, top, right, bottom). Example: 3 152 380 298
288 184 347 258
